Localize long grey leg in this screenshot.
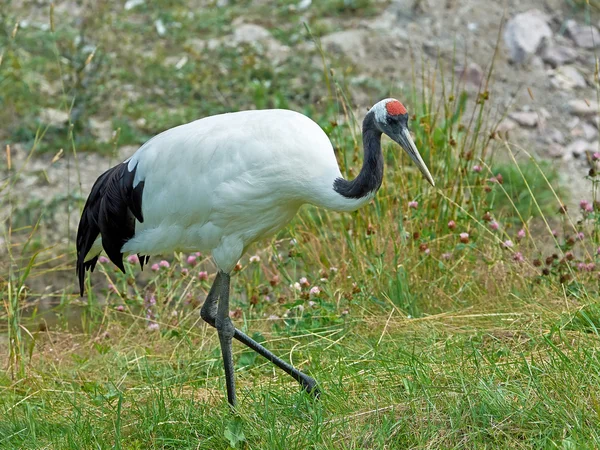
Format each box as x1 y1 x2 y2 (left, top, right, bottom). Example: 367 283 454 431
200 271 320 405
201 271 236 406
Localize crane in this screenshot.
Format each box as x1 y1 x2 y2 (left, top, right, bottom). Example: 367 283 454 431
76 98 435 407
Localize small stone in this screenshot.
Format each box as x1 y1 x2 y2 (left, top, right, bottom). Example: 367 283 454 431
298 0 311 10
582 122 599 140
569 99 600 116
503 10 552 63
89 118 113 143
232 23 289 62
320 29 369 63
540 42 578 67
496 118 517 137
546 143 567 159
550 65 587 90
455 62 484 86
233 23 271 42
545 128 565 145
567 139 596 158
40 108 69 127
124 0 145 10
570 120 599 140
155 19 166 36
509 111 539 127
566 20 600 49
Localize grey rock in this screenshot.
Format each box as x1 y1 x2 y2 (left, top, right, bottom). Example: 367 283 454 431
232 24 290 62
550 65 587 90
571 121 599 141
496 118 518 134
509 111 540 127
40 108 69 127
455 62 484 86
545 128 565 145
297 0 312 10
154 19 166 36
546 143 567 159
566 20 599 49
541 42 578 67
569 99 600 116
503 10 552 63
232 23 271 42
320 29 370 62
567 139 596 158
124 0 145 10
89 118 113 143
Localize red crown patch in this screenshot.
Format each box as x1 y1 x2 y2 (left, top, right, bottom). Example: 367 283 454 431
386 100 407 116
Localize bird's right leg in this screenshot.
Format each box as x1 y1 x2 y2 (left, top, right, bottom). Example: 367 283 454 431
200 271 320 400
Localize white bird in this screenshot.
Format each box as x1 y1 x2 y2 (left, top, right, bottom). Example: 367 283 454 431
76 98 434 406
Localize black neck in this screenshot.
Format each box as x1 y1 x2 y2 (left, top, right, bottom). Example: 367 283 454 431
333 111 384 199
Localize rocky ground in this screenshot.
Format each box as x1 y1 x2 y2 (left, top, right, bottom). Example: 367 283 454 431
3 0 600 248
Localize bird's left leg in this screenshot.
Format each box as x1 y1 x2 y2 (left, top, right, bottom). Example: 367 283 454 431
201 272 237 406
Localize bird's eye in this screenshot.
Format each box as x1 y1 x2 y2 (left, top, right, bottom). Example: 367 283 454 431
386 115 400 126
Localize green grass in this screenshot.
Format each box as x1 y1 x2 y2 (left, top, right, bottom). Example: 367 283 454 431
2 1 600 448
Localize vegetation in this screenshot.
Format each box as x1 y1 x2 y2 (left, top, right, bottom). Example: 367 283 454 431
2 1 600 448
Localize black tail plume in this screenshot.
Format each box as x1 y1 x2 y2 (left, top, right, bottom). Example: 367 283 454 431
76 162 145 296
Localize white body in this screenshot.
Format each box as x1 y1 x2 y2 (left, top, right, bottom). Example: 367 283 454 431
90 109 371 272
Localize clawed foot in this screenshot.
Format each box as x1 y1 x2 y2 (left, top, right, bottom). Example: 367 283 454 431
300 377 321 399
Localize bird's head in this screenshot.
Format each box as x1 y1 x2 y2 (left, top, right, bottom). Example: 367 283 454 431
370 98 435 187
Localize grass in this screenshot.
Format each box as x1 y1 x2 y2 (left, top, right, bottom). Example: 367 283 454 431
2 1 600 448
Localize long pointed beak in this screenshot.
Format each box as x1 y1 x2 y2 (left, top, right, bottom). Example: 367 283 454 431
396 128 435 187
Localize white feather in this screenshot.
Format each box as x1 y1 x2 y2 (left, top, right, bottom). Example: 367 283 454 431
113 109 370 272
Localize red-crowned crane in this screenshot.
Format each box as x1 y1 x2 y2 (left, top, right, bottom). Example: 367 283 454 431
76 98 434 407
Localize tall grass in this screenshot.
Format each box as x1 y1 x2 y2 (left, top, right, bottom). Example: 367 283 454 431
2 1 600 448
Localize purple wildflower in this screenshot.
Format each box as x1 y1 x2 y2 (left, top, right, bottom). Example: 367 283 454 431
408 201 418 209
127 254 139 264
98 256 109 264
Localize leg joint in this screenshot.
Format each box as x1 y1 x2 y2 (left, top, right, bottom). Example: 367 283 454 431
216 316 235 339
200 301 215 325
